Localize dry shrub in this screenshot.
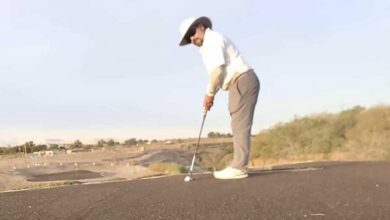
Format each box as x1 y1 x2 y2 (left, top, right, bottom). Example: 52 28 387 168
345 105 390 160
148 162 186 175
250 105 382 162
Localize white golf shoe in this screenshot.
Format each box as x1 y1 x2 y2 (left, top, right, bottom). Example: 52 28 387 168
213 166 248 180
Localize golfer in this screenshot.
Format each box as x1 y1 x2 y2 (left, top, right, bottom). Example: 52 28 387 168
179 16 260 179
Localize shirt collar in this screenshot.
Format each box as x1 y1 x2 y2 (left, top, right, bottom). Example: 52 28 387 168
200 28 211 49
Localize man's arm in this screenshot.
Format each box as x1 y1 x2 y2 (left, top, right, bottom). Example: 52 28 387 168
204 65 226 111
206 65 226 96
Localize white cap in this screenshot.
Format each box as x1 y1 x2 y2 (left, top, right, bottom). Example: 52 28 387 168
179 16 212 46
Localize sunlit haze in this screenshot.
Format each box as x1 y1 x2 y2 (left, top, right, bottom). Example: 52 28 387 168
1 0 389 145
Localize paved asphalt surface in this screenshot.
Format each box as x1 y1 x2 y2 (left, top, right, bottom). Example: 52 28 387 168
1 161 390 220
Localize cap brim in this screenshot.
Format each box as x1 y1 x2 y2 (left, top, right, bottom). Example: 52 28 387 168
179 37 190 46
179 16 212 46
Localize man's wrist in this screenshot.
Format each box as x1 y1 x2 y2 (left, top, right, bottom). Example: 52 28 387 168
205 92 215 97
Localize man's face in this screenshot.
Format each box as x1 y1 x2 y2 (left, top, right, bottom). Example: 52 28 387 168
190 25 205 47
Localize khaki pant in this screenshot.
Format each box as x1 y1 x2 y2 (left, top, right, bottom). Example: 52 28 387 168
228 70 260 170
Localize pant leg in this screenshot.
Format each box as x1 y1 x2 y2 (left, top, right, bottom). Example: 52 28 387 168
228 70 260 169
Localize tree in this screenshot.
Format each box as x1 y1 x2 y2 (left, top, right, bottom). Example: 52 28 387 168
124 138 137 146
107 139 116 147
23 141 35 153
35 144 47 151
97 139 106 147
71 140 83 149
208 132 233 138
49 144 59 150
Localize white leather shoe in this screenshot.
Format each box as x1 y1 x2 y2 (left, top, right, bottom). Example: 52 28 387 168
213 167 248 180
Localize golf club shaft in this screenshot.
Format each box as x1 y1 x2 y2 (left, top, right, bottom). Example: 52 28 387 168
189 111 208 174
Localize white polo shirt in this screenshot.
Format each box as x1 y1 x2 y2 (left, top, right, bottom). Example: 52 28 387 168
199 28 251 95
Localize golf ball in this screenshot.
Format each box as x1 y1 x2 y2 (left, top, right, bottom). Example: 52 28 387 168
184 176 192 182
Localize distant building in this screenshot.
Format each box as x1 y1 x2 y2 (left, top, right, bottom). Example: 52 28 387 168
45 151 54 156
33 152 43 157
45 139 71 149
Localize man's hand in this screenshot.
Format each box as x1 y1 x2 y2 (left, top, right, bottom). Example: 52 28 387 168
203 95 214 111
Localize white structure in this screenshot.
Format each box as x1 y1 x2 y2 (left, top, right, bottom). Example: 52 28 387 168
33 152 43 157
45 151 54 156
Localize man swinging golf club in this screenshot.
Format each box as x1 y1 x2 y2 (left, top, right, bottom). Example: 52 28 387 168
179 16 260 179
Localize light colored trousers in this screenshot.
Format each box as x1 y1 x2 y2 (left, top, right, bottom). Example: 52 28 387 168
228 70 260 170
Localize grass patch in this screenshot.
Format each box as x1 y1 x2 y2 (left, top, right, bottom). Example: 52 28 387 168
197 144 233 171
251 105 390 163
105 177 127 182
148 162 186 175
12 180 82 191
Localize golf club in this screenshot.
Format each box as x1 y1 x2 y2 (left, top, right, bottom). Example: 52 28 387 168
184 111 208 182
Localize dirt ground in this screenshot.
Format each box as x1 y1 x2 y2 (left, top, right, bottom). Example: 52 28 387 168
0 143 194 192
1 137 343 192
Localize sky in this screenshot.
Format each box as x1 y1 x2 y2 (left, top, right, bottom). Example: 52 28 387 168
1 0 389 146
